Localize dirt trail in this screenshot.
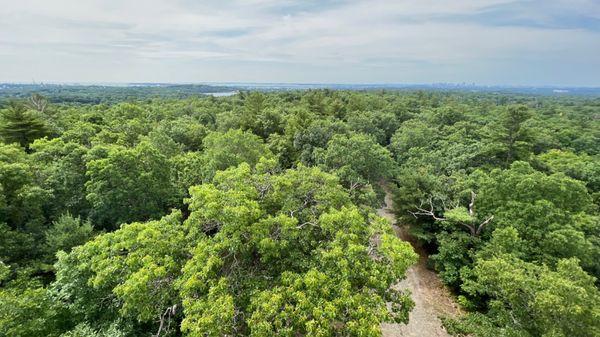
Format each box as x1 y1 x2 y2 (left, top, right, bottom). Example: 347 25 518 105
378 191 461 337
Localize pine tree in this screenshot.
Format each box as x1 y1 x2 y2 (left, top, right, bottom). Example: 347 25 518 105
0 101 49 149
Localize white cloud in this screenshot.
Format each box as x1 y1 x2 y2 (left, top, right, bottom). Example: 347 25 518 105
0 0 598 84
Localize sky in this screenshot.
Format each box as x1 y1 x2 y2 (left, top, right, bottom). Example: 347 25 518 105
1 0 599 86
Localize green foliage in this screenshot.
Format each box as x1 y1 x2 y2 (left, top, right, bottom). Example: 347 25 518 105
45 213 93 255
481 105 534 166
1 89 599 337
239 92 284 138
458 256 600 337
346 109 399 144
477 161 593 216
0 278 67 337
156 117 207 152
0 143 51 266
30 138 90 219
537 149 600 202
59 323 126 337
387 94 600 337
474 162 599 273
0 262 9 283
292 119 348 165
52 211 187 336
315 133 395 206
446 228 600 337
179 164 417 336
201 129 273 179
389 119 437 161
85 141 177 229
50 164 416 336
0 143 49 230
430 231 479 288
0 223 35 264
169 151 207 199
317 133 395 186
0 101 50 150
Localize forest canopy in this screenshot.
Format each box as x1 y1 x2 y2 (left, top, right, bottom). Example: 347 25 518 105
0 89 599 337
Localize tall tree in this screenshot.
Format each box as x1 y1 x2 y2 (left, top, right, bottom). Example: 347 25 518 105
0 102 49 150
484 105 533 166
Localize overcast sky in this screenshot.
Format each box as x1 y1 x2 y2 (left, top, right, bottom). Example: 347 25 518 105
1 0 599 85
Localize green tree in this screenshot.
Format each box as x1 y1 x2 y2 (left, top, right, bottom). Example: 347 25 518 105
201 129 272 180
389 120 437 162
537 149 600 202
85 141 177 229
292 119 348 165
179 163 417 336
0 101 49 150
169 151 208 200
459 255 600 337
52 211 186 336
30 138 90 219
0 278 67 337
316 133 395 190
474 162 599 275
482 105 533 166
45 213 93 256
157 117 207 152
0 143 50 265
346 110 399 145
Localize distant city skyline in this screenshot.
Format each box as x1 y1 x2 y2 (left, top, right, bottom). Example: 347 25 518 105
1 0 599 86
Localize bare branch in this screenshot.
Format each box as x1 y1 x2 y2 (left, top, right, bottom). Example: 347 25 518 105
409 197 446 221
475 215 494 236
297 221 317 229
458 223 476 236
349 181 362 191
410 191 493 237
468 191 476 217
155 304 177 337
409 208 447 221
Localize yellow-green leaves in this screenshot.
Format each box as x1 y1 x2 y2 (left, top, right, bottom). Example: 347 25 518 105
177 164 416 336
54 211 187 325
52 160 416 336
462 255 600 337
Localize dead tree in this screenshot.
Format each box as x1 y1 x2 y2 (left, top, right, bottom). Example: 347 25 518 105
409 191 493 236
26 93 48 113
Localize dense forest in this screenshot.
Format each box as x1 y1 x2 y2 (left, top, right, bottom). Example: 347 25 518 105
0 89 599 337
0 84 238 105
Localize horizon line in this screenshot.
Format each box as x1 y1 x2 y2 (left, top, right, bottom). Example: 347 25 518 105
2 81 600 89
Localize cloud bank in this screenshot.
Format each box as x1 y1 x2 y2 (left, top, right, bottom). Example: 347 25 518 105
1 0 599 85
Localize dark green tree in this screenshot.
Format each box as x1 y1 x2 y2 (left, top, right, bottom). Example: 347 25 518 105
483 105 533 166
85 141 177 229
0 102 49 150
